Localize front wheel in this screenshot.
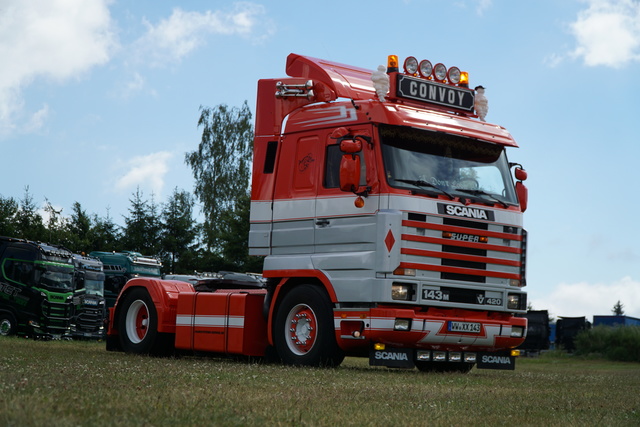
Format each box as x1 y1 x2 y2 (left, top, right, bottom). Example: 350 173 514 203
0 312 17 336
117 288 172 355
274 284 344 367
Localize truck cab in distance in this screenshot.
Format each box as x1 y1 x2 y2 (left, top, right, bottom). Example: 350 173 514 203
0 236 75 338
71 254 107 339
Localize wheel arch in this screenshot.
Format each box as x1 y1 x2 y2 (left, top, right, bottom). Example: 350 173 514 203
265 270 337 346
112 278 194 335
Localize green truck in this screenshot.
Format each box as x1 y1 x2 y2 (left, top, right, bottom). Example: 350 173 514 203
88 251 162 308
71 254 106 339
0 236 74 338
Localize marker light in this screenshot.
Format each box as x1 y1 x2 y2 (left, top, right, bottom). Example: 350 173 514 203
387 55 399 73
403 56 418 75
433 63 447 82
417 350 431 361
459 71 469 87
418 60 433 78
447 67 461 84
374 343 386 351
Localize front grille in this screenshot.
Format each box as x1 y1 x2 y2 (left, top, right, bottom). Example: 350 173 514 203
41 300 72 333
400 213 523 286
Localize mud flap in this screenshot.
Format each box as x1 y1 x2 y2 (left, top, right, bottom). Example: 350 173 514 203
369 347 415 368
476 351 516 370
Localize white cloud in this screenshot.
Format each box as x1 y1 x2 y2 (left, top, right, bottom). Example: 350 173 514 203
115 151 174 195
530 276 640 320
569 0 640 67
0 0 116 136
133 3 274 66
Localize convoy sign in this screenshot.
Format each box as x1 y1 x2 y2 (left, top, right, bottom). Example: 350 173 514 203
396 74 474 111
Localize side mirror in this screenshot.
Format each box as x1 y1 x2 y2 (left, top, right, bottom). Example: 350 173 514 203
515 167 527 181
339 139 362 154
516 181 528 212
339 154 361 192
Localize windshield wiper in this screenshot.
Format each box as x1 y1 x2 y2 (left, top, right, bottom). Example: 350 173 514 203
454 188 509 208
395 179 454 200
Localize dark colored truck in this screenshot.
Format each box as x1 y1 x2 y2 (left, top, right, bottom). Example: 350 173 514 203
0 236 74 338
71 254 107 339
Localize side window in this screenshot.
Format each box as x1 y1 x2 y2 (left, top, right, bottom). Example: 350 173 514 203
324 144 366 189
3 259 34 286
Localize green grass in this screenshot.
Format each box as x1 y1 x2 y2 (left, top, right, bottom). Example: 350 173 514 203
1 337 639 426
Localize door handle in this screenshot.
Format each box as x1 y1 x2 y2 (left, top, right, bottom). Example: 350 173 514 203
315 219 330 227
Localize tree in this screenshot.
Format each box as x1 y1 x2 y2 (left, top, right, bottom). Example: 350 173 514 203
90 209 121 252
121 187 159 254
612 300 625 316
43 198 66 245
185 102 253 251
218 191 262 273
15 186 46 241
65 202 93 252
160 187 198 273
0 195 18 237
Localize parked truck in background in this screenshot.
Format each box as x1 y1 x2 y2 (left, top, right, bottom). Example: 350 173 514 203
106 54 529 372
0 236 74 338
89 251 162 308
71 254 106 339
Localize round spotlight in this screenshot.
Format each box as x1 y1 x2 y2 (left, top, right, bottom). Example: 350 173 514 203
403 56 418 75
418 60 433 78
447 66 461 84
433 63 447 82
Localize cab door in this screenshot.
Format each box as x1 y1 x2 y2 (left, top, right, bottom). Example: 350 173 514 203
314 127 380 258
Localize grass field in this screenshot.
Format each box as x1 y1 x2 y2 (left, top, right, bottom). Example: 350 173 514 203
1 337 639 426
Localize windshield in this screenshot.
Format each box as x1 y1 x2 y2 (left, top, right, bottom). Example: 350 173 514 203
84 279 104 296
379 125 517 205
34 262 74 291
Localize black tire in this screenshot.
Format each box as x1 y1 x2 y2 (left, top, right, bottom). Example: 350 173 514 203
117 288 172 355
416 361 473 373
274 284 344 367
0 312 17 336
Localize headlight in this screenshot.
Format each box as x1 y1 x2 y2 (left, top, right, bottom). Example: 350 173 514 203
419 60 433 78
447 66 461 84
507 294 521 310
394 318 411 331
403 56 418 75
511 326 525 338
433 63 447 82
391 283 414 300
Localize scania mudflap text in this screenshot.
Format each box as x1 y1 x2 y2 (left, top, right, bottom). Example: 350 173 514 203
0 236 75 338
107 54 529 372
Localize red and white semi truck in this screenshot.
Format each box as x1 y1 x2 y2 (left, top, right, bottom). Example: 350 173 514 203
106 54 529 372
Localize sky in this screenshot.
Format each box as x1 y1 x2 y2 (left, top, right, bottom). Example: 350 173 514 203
1 0 640 320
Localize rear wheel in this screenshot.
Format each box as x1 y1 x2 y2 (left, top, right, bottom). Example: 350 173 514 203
0 312 17 336
118 288 172 355
274 284 344 367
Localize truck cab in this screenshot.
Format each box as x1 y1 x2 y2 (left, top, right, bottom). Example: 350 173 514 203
89 251 162 308
0 236 75 338
107 54 529 372
71 254 106 339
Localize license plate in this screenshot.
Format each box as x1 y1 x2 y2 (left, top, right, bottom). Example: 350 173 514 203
448 321 481 333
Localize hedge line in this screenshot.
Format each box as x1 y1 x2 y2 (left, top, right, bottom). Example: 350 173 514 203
575 326 640 362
